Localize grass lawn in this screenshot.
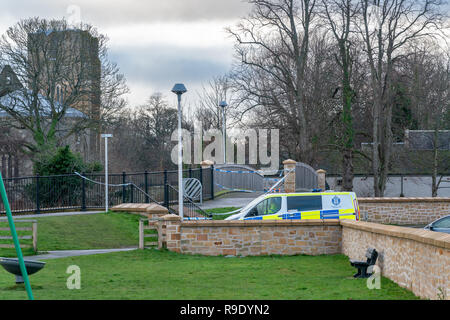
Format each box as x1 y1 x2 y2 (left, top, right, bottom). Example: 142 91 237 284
0 209 419 300
0 249 419 300
0 212 141 257
202 207 240 220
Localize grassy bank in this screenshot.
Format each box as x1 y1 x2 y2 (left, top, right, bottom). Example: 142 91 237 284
0 249 418 300
0 212 141 257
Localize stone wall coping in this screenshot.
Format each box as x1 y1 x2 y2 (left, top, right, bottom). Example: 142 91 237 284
358 197 450 203
111 203 154 212
340 220 450 249
160 214 182 221
145 203 169 214
282 159 297 165
200 160 214 166
180 219 341 227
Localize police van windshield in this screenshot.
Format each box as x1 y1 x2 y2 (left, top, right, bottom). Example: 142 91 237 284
287 196 322 211
240 195 266 214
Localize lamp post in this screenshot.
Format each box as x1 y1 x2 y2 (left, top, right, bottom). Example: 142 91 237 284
172 83 187 219
101 134 112 213
219 101 227 164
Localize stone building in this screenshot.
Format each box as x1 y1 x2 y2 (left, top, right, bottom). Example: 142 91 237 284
0 29 101 177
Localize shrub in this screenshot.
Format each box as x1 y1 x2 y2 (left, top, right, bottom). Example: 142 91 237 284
26 146 103 208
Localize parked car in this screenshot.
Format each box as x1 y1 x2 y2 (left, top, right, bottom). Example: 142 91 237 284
225 192 360 221
424 215 450 234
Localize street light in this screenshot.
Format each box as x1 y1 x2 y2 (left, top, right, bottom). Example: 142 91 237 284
101 133 113 213
172 83 187 219
219 101 227 164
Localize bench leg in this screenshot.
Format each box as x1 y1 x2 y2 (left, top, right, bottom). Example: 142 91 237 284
354 267 370 278
360 267 368 278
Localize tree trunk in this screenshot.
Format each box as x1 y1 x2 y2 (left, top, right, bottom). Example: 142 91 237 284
432 127 439 197
372 94 382 197
341 69 354 191
342 148 354 191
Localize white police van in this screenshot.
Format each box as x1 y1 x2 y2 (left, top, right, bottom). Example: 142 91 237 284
225 192 360 221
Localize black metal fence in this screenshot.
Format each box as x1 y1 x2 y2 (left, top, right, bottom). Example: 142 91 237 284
166 184 211 218
0 167 215 214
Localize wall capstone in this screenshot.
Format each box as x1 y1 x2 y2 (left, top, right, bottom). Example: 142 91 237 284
201 160 214 169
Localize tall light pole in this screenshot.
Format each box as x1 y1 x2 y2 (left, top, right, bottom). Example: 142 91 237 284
101 134 113 213
219 101 227 164
172 83 187 219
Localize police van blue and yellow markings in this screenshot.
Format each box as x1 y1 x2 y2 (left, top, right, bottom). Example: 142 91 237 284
243 209 356 221
240 192 358 221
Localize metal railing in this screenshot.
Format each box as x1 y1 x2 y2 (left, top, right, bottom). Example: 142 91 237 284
166 184 211 219
0 167 215 214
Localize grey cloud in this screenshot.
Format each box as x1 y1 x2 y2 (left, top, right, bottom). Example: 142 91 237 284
0 0 246 107
110 45 231 86
1 0 251 26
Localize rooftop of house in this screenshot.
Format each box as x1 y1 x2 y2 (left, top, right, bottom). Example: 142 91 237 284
0 65 87 119
405 130 450 150
0 89 87 119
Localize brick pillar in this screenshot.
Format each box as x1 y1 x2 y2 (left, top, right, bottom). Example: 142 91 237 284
283 159 296 193
159 214 181 253
316 169 326 191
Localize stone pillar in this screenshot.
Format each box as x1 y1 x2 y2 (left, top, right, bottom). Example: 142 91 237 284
200 159 214 169
316 169 326 191
283 159 296 193
146 203 169 220
159 214 181 252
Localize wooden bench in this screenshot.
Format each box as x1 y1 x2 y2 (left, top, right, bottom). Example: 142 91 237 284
350 248 378 278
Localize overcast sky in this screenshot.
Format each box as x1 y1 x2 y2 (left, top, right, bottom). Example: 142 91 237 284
0 0 252 109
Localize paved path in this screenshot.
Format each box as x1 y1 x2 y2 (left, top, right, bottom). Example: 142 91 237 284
0 211 104 220
199 192 263 210
24 247 137 261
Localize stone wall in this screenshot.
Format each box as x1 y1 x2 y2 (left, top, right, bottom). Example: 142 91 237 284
156 215 450 299
358 197 450 225
161 216 341 256
341 220 450 300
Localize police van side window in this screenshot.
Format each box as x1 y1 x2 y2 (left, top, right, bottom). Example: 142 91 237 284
264 197 281 215
287 196 322 211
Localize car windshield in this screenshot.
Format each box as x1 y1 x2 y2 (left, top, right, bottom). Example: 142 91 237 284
240 195 267 214
433 216 450 228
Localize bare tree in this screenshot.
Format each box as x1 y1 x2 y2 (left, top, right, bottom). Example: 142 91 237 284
321 0 361 190
228 0 318 164
195 75 239 131
108 94 180 172
0 18 128 166
356 0 446 196
396 44 450 196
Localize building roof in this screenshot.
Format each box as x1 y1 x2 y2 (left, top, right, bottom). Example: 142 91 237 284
405 130 450 150
0 89 87 119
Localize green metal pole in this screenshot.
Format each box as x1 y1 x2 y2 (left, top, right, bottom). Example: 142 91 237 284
0 173 34 300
